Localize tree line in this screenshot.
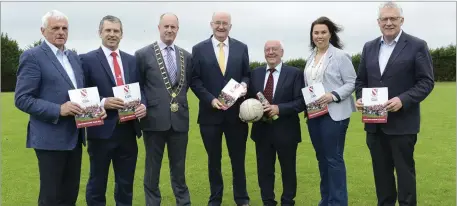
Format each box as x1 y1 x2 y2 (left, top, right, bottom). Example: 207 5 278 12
2 32 455 92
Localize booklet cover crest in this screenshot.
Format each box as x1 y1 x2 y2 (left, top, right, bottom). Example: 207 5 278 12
113 82 141 122
362 87 388 123
217 79 245 110
68 87 104 128
302 82 328 119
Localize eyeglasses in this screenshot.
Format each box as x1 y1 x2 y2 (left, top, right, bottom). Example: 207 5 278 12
378 16 403 23
264 47 281 52
212 21 230 27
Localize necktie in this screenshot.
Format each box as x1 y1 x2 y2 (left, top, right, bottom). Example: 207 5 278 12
264 68 275 103
111 52 124 86
166 46 177 84
217 42 226 75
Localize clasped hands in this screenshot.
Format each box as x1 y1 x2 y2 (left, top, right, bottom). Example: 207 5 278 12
355 97 403 112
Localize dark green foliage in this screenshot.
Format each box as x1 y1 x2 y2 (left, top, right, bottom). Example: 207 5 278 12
0 33 455 92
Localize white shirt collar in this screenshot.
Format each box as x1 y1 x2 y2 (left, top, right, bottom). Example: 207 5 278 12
381 29 402 45
101 44 120 58
44 39 67 55
211 35 229 47
266 62 282 73
158 40 175 51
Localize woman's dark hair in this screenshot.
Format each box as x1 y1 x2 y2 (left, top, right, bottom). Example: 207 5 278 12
309 16 343 50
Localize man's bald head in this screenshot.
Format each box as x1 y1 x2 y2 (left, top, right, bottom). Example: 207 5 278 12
264 40 284 68
158 12 179 45
210 11 232 42
212 11 231 23
159 12 179 25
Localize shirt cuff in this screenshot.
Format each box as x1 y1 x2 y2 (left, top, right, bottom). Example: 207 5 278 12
101 98 107 108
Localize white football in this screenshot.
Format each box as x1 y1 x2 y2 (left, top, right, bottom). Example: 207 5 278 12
239 98 264 123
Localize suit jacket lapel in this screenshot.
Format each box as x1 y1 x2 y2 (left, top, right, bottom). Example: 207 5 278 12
205 37 224 77
321 45 334 74
225 37 235 78
96 48 116 85
258 67 267 94
173 45 183 84
41 42 75 89
382 35 407 78
120 51 130 84
66 53 83 88
373 37 383 79
273 65 287 103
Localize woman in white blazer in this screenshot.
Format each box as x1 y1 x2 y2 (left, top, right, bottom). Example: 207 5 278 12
303 16 357 206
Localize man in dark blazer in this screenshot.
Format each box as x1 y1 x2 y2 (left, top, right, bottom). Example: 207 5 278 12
135 13 192 206
190 11 250 206
355 2 434 206
80 15 146 206
14 10 105 206
248 40 305 206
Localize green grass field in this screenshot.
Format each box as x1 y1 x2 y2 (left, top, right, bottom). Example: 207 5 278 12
2 83 455 205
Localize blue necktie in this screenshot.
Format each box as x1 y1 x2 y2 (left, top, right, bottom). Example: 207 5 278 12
166 46 177 84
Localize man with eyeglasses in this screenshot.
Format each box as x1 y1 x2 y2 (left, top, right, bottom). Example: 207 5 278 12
355 2 434 205
190 11 250 206
248 40 305 206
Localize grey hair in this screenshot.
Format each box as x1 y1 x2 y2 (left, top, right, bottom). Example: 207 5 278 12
265 40 284 50
99 15 123 33
278 41 284 50
41 10 68 28
378 1 404 18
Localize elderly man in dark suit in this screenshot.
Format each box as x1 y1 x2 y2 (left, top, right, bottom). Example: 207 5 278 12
355 2 434 206
14 10 106 206
80 15 146 206
135 13 192 206
248 40 305 206
190 11 250 206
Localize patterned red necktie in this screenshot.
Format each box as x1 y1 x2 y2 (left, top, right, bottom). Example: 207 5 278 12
264 69 275 103
111 52 124 86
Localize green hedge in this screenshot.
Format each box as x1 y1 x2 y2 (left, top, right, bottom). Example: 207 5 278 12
250 44 456 82
1 34 455 92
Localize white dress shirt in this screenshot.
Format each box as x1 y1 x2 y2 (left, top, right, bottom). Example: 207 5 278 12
379 30 402 75
264 62 282 98
45 39 77 88
211 36 229 70
100 45 125 107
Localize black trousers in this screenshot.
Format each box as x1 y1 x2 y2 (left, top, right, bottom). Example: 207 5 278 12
199 121 249 206
367 130 417 206
255 138 298 206
143 129 190 206
86 123 138 206
35 143 82 206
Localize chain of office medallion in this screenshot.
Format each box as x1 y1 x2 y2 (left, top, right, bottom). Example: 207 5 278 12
152 41 185 98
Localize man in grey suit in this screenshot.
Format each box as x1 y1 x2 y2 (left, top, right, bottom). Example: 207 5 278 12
135 13 192 206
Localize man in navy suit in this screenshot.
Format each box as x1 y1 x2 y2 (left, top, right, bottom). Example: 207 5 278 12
80 15 146 206
247 40 305 206
355 2 434 206
14 10 106 206
190 11 250 206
